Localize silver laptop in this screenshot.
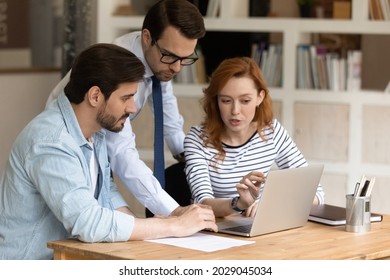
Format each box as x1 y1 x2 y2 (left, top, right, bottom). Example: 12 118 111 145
217 164 324 237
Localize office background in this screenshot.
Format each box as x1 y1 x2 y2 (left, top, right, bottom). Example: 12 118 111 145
1 0 390 217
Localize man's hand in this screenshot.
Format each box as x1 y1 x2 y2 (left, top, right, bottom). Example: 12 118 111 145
175 204 218 236
130 204 217 240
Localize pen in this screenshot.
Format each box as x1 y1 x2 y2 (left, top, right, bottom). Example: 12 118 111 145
354 175 366 197
359 179 370 197
353 182 360 197
348 175 367 222
364 177 376 197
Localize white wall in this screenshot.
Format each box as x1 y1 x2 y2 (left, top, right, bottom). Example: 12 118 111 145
0 71 61 172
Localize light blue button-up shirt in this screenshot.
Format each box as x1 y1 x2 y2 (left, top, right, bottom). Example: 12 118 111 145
0 94 133 259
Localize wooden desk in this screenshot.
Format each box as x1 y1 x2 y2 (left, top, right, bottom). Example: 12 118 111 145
48 216 390 260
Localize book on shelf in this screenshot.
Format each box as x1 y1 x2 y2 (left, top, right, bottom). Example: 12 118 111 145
369 0 390 20
325 53 334 90
296 44 313 89
206 0 220 17
174 65 192 84
220 0 249 18
316 45 329 90
260 48 268 78
385 81 390 93
330 54 340 91
304 47 314 89
380 0 390 20
316 55 328 90
346 50 362 91
267 44 283 87
255 43 282 87
330 55 347 91
296 45 305 89
272 45 283 87
195 47 207 84
309 45 320 89
339 57 347 91
251 41 267 66
205 0 251 18
251 43 260 64
265 44 276 86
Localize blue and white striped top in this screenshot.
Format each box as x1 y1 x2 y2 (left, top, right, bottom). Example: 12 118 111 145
184 119 324 204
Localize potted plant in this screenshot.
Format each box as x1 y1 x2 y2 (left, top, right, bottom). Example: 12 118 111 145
297 0 313 18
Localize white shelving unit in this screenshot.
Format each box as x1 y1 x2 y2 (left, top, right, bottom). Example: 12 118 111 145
97 0 390 213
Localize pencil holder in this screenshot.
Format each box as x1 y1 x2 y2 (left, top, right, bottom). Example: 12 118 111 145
345 194 371 233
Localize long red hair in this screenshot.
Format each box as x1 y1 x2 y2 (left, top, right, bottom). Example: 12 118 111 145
201 57 274 161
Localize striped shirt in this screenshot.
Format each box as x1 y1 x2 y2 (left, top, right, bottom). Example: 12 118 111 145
184 119 324 204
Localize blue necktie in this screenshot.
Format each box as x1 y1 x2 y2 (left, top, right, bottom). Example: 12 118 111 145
152 76 165 188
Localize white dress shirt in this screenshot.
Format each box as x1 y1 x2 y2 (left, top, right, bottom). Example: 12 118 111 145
46 31 183 215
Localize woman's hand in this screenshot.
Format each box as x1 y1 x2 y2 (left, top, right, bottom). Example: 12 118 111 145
243 200 259 217
236 171 265 209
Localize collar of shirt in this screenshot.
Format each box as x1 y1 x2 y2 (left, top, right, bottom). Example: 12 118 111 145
57 93 105 150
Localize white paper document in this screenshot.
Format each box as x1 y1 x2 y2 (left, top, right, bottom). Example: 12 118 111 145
146 232 255 252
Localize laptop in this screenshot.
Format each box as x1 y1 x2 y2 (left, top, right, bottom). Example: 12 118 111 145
217 164 324 237
308 204 383 226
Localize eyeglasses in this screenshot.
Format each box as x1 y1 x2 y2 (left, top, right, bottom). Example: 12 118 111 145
153 39 198 66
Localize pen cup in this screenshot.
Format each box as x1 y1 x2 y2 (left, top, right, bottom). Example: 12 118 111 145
345 194 371 233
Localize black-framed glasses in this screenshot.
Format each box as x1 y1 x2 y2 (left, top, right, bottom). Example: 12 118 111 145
152 39 198 66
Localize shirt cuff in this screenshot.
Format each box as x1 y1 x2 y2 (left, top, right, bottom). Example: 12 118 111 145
112 211 135 241
166 131 185 156
146 188 180 216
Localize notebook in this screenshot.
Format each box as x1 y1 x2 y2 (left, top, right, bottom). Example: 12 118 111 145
308 204 383 226
217 164 324 237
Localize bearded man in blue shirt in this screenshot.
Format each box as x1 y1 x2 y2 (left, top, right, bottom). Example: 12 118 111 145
0 43 216 260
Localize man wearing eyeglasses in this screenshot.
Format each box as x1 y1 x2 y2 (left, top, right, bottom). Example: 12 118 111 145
47 0 205 219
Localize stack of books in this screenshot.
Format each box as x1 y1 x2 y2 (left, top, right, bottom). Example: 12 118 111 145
296 44 362 92
251 43 283 87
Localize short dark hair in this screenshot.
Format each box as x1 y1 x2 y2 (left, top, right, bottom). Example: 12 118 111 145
142 0 205 41
64 43 145 104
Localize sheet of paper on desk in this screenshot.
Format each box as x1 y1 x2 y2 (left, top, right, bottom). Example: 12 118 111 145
146 232 255 252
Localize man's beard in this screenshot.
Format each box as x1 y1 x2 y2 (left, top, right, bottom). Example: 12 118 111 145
97 105 128 133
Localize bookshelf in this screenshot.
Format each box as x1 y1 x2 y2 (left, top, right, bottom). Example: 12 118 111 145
96 0 390 214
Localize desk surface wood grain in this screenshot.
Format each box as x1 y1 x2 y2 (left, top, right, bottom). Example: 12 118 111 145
48 216 390 260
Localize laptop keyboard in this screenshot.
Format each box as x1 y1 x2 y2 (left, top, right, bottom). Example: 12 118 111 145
225 224 252 233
